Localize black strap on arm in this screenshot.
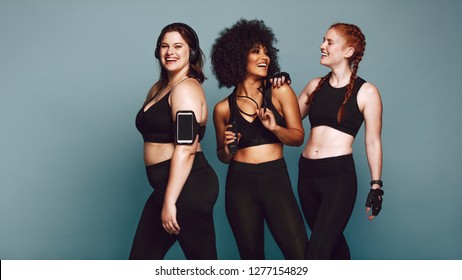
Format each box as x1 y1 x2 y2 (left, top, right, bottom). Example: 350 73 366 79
173 110 202 145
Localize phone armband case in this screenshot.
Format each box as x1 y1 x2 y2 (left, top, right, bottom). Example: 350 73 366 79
175 110 200 145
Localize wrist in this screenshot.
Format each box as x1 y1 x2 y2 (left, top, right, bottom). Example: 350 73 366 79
272 125 280 133
163 197 176 206
370 179 383 189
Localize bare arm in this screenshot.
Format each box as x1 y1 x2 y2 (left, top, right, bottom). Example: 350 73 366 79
361 83 383 185
359 82 383 220
298 78 321 119
213 99 235 164
161 80 205 234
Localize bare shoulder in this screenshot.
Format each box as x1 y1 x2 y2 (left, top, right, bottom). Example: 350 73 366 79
308 77 323 87
358 82 382 111
358 82 381 100
272 83 296 97
146 83 162 99
214 96 230 115
301 77 323 97
360 82 380 94
171 78 204 100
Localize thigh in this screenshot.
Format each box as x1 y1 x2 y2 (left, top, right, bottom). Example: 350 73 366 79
225 168 265 259
261 168 308 259
176 165 219 260
306 173 357 259
177 165 219 213
297 172 321 231
177 210 218 260
129 193 176 260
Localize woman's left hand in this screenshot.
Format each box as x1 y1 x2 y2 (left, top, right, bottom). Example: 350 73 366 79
258 108 278 132
365 188 384 221
161 203 180 235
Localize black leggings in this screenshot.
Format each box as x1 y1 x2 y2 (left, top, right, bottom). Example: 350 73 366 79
225 158 308 260
129 152 219 260
297 154 357 260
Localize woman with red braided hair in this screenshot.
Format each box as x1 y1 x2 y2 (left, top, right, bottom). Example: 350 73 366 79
297 23 383 259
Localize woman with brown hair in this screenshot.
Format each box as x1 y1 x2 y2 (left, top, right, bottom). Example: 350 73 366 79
130 23 218 260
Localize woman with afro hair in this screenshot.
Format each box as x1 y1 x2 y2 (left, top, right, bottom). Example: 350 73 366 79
210 19 308 259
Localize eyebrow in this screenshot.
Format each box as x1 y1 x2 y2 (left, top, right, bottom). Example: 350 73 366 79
160 42 184 46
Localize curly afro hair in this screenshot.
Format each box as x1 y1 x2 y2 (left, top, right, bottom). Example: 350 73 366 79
210 19 280 88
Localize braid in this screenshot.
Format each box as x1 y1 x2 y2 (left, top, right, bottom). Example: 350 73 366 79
306 72 332 109
337 58 359 122
330 23 366 123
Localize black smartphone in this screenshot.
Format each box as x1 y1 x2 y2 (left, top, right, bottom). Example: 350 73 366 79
226 122 238 154
176 111 194 144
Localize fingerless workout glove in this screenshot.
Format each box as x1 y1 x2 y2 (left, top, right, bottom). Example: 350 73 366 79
365 188 384 216
269 72 291 83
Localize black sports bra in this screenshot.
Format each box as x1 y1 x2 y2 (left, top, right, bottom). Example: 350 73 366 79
135 90 206 143
136 91 174 143
308 77 366 137
228 86 286 149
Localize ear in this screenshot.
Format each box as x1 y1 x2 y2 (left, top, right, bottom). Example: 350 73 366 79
344 47 355 59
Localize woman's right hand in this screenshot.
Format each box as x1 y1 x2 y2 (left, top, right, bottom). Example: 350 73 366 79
161 202 180 235
223 124 239 155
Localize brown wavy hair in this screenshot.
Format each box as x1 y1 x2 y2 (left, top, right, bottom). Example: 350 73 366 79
307 23 366 123
154 22 206 86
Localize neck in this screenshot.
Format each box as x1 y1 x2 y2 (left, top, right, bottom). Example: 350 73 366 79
329 65 352 88
167 67 190 86
237 78 264 97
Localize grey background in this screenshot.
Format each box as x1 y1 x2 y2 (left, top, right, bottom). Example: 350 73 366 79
1 0 461 259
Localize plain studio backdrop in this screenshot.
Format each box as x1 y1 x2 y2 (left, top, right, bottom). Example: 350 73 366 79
1 0 461 260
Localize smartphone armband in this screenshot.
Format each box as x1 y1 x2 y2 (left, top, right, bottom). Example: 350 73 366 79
174 110 205 145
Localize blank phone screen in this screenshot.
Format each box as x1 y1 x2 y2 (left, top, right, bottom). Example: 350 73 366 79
177 114 193 142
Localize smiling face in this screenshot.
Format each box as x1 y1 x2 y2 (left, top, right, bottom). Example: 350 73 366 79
158 31 191 74
319 28 354 68
246 44 270 79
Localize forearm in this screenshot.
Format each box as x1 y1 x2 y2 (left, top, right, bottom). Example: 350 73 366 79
365 139 383 182
217 148 232 164
164 148 196 205
272 126 305 146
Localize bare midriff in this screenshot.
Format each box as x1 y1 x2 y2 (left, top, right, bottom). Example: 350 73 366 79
233 143 284 164
302 126 354 159
143 142 202 166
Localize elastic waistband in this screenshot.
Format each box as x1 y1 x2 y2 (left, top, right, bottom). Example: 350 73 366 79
300 153 353 163
298 154 355 178
229 157 286 173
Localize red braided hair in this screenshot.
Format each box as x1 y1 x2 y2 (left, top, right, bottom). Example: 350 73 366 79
306 23 366 123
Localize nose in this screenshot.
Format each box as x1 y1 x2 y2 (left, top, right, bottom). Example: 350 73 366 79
166 46 174 55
